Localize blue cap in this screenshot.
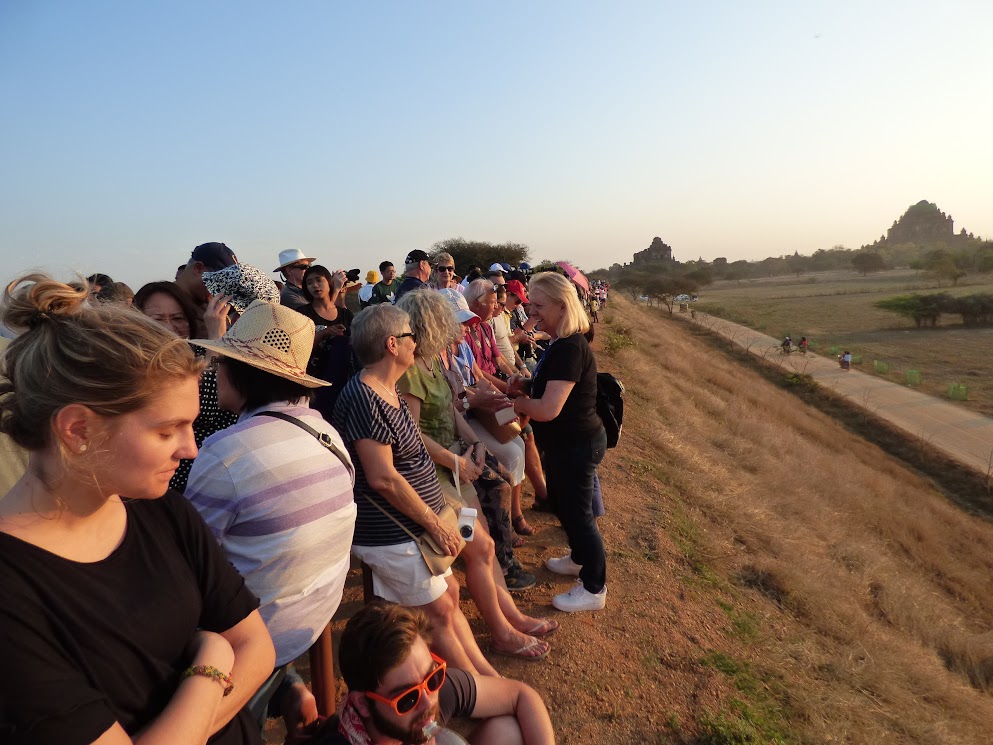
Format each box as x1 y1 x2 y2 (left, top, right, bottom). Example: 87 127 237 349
191 242 238 272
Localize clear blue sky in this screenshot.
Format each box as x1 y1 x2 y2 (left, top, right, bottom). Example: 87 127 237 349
2 1 991 287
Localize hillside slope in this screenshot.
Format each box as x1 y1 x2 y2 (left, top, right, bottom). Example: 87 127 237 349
511 295 993 743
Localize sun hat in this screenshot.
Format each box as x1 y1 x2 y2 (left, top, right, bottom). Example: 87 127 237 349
203 264 281 312
274 248 317 272
445 290 480 325
191 242 238 272
191 300 330 388
505 279 529 304
366 270 380 284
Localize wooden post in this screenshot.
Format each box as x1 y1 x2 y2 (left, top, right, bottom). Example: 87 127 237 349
308 623 336 717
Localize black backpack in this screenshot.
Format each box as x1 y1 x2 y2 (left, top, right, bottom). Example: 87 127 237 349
596 372 625 448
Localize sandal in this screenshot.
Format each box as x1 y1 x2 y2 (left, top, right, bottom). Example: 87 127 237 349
512 535 526 548
523 618 560 637
512 515 534 536
491 637 550 661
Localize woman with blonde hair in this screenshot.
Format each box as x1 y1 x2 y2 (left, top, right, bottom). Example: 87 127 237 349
429 252 461 292
0 275 275 745
511 271 608 613
396 289 555 658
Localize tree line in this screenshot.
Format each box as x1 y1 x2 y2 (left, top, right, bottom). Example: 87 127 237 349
875 293 993 328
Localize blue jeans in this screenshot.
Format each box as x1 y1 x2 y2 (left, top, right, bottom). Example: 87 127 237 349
539 428 607 593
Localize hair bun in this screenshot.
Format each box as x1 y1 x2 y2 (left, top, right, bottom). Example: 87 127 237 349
2 274 90 331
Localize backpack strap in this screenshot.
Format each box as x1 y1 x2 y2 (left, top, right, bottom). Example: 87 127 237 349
253 410 354 484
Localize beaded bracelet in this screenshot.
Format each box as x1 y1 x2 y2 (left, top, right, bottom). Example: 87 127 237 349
183 665 234 696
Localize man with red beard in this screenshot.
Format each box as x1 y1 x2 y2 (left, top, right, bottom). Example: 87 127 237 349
309 602 554 745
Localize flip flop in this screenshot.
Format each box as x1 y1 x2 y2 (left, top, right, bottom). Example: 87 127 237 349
492 637 550 661
523 618 560 637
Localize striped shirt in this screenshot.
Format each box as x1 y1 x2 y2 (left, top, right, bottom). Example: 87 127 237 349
186 402 356 666
332 375 445 547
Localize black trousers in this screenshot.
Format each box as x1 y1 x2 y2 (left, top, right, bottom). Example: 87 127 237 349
540 428 608 593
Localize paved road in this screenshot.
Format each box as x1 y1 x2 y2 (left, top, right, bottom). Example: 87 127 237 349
691 313 993 476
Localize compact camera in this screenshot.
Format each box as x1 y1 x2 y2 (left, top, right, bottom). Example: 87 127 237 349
458 507 477 542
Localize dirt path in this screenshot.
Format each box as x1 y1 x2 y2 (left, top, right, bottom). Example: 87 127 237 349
692 313 993 475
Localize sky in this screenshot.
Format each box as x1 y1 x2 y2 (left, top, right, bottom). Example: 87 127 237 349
1 1 991 288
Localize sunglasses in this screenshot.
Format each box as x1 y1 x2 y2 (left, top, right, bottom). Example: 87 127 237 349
287 263 310 271
366 653 447 715
394 331 418 343
436 265 455 273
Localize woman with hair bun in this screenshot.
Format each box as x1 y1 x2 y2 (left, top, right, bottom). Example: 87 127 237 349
0 275 275 745
511 271 608 613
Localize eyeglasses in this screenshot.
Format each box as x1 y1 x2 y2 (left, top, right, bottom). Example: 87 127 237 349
366 653 447 715
287 263 310 271
436 265 455 273
394 331 418 344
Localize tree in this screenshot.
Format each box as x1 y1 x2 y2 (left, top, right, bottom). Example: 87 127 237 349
643 277 699 316
874 293 951 327
852 252 886 276
429 237 529 277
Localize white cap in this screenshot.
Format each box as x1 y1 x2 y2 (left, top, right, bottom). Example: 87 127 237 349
444 289 480 324
488 263 506 273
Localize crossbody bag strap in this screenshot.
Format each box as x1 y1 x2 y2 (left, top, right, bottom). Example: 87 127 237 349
359 492 423 543
253 410 354 483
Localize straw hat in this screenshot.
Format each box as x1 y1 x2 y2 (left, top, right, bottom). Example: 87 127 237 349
191 300 330 388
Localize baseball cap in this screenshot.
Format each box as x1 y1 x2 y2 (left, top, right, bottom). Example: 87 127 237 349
488 263 506 274
505 279 529 304
405 249 430 264
191 242 238 272
445 290 480 325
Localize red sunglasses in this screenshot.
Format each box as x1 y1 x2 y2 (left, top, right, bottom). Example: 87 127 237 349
365 653 447 715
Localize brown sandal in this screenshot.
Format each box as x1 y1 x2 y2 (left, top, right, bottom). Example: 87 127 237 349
513 515 534 536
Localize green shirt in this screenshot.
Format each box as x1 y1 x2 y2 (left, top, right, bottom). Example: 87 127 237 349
399 359 456 450
369 278 401 305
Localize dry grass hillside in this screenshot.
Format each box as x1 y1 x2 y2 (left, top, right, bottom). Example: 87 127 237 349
279 294 993 744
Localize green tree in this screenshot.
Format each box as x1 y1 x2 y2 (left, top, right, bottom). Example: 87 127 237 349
852 252 886 276
429 237 529 277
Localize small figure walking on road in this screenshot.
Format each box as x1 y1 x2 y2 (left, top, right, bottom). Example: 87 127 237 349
839 350 852 371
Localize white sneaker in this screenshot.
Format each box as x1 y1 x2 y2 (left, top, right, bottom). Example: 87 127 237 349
545 553 583 577
552 580 606 612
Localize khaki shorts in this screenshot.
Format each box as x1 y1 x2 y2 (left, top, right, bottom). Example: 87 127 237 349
351 541 452 607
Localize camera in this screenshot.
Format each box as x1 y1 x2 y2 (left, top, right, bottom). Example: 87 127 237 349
345 268 361 282
458 507 477 541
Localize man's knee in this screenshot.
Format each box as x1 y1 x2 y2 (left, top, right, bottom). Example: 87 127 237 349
469 714 525 745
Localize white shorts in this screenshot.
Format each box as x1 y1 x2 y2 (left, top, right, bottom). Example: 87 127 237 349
351 541 452 607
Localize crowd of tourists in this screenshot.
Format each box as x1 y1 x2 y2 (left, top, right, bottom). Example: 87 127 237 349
0 241 611 745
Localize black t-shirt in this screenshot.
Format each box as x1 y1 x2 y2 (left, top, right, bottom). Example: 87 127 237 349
530 333 602 445
299 303 355 332
0 492 261 745
312 669 477 744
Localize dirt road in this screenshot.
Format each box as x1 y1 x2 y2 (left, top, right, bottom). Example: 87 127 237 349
692 313 993 476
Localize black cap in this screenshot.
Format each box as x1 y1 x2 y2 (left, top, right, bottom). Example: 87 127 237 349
405 249 430 264
191 242 238 272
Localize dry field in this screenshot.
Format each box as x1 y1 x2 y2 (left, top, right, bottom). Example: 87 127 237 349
272 294 993 744
695 270 993 416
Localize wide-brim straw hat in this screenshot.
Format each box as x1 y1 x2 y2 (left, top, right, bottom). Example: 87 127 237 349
191 300 331 388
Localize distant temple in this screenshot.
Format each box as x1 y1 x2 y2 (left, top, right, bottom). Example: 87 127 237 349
632 237 675 265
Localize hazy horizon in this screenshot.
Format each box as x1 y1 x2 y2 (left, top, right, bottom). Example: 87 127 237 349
2 2 991 289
